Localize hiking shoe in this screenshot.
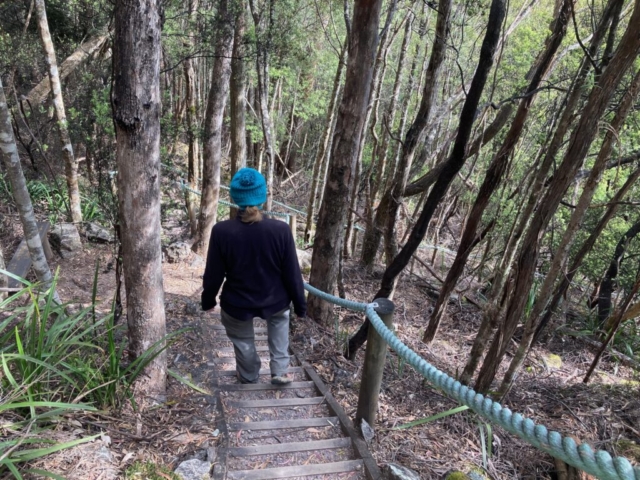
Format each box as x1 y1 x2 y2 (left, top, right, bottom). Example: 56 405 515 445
271 374 293 385
236 371 258 384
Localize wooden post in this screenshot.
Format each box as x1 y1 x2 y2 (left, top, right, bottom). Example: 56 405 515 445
355 297 395 428
289 214 297 243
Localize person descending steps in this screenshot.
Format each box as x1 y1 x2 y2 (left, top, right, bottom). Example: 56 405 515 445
201 168 307 385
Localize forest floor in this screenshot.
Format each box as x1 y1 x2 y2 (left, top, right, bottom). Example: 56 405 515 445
2 192 640 479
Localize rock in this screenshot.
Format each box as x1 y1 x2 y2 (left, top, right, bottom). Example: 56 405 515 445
49 223 83 258
83 222 114 243
184 300 199 315
95 445 112 462
386 463 421 480
543 353 562 369
361 419 375 444
190 254 205 269
206 446 217 463
165 241 191 263
174 459 211 480
296 248 312 274
442 471 470 480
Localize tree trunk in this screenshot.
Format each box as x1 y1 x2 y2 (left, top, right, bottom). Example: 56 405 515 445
307 0 384 324
498 67 640 394
597 218 640 326
229 1 247 219
184 0 200 237
475 0 640 394
423 0 572 344
34 0 82 223
304 42 347 243
534 165 640 341
0 77 56 296
113 0 166 404
346 0 507 358
249 0 276 211
192 0 234 256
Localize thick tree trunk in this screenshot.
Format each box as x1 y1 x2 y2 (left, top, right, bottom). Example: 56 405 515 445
534 165 640 341
474 0 640 394
307 0 384 324
304 42 347 243
229 1 247 219
499 67 640 393
27 27 110 105
0 78 56 296
346 0 507 358
423 0 572 344
35 0 82 223
113 0 167 403
192 0 234 256
184 0 200 237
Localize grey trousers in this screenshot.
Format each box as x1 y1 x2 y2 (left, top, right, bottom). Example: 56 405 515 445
220 308 290 382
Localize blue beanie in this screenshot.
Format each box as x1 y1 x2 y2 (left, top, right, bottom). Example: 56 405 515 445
230 168 267 208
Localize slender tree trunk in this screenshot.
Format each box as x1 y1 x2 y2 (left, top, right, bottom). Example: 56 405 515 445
534 165 640 341
184 0 200 237
249 0 276 211
597 218 640 326
499 67 640 394
304 42 347 242
371 14 413 204
423 0 572 344
229 1 247 219
34 0 82 223
347 0 507 358
475 0 640 394
192 0 234 255
307 0 384 324
0 78 56 297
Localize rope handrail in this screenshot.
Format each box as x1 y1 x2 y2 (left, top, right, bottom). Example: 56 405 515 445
303 283 640 480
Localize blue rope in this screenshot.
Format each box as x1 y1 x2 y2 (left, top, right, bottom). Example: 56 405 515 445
303 283 640 480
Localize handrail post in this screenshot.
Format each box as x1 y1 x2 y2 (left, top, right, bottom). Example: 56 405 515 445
289 214 297 243
355 298 395 428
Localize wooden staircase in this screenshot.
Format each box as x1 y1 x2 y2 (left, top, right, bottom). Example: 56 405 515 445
204 319 380 480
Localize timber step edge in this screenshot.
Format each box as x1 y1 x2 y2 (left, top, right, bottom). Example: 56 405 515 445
227 436 352 456
219 381 316 391
226 459 364 479
215 367 304 377
227 396 325 408
228 416 340 431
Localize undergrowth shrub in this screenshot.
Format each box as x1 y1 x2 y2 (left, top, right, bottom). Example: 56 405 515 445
0 268 182 478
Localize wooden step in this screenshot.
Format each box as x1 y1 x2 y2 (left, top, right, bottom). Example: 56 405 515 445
212 335 269 342
227 437 351 457
211 325 267 333
208 356 270 365
227 396 325 408
228 416 339 431
218 345 269 353
226 459 363 480
219 381 315 391
215 367 304 377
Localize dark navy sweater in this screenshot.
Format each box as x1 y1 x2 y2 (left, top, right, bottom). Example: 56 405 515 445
201 215 307 320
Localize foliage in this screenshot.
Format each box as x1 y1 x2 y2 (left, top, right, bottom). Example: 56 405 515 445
0 270 185 477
